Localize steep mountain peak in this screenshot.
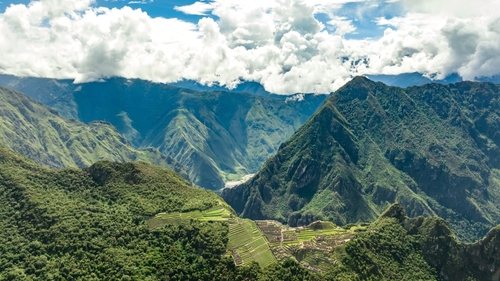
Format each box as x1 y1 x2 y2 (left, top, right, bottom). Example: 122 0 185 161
342 76 379 89
348 75 374 84
328 75 381 103
222 79 500 241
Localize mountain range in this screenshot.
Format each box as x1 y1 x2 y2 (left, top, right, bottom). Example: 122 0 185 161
367 72 500 88
222 76 500 242
0 86 186 176
0 75 326 189
366 72 463 88
0 72 499 279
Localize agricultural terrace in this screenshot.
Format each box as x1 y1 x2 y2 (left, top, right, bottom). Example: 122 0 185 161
148 206 368 271
147 206 233 229
227 219 277 268
148 206 276 268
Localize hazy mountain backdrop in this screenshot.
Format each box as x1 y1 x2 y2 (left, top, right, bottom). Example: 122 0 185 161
0 75 327 189
0 86 186 176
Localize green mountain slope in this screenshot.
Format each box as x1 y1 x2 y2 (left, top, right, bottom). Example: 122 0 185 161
12 77 325 189
0 144 240 280
0 86 185 176
222 77 500 241
324 203 500 281
0 149 497 281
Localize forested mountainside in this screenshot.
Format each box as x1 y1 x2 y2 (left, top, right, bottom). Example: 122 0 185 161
0 75 327 189
323 204 500 281
0 86 185 176
0 144 234 280
0 144 498 280
223 77 500 242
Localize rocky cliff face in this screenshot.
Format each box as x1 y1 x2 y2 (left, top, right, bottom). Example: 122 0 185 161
223 77 500 241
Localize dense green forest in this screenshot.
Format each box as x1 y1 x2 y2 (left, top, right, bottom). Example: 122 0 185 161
0 145 498 280
0 144 226 280
223 77 500 241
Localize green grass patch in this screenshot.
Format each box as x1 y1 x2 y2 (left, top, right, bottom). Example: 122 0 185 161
298 230 317 242
283 240 300 246
316 228 347 235
148 204 233 228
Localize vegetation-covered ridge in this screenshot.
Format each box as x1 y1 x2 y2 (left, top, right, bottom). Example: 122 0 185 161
0 75 327 189
0 144 232 280
0 86 186 176
322 203 500 281
223 77 500 241
0 148 498 280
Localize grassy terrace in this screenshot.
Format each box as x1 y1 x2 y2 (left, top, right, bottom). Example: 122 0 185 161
147 205 233 229
228 220 277 268
148 205 276 268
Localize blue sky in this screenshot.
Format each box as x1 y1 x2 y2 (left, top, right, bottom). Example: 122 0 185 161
0 0 208 19
103 0 406 40
99 0 206 20
0 0 405 39
0 0 498 94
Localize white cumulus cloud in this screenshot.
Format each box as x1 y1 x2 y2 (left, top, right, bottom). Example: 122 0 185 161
174 1 214 15
0 0 500 94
